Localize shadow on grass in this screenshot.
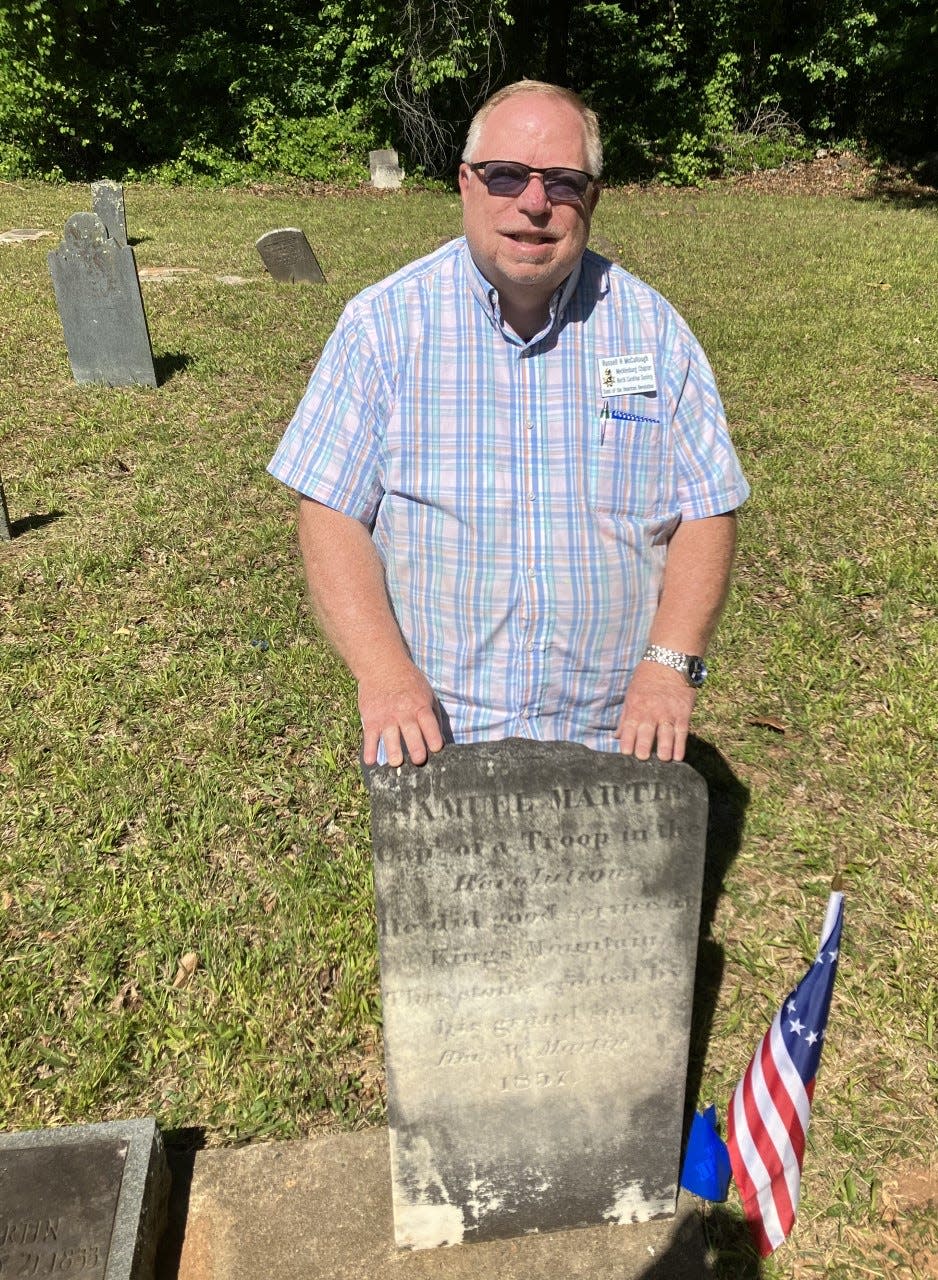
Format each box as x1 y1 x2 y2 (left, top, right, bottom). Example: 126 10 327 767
681 736 750 1161
855 180 938 210
7 510 67 538
631 1202 762 1278
700 1206 764 1278
684 734 750 1104
154 351 194 385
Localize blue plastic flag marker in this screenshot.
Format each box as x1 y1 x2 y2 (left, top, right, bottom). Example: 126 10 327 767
679 1105 732 1201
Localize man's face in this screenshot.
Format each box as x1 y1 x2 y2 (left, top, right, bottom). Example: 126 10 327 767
458 93 599 325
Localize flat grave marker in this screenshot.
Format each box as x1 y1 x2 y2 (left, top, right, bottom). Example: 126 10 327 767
0 1118 170 1280
255 229 325 284
48 212 157 387
368 738 709 1250
0 228 54 244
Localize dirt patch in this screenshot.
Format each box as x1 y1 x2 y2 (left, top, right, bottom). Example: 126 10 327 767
882 1158 938 1217
904 373 938 396
873 1158 938 1278
727 150 875 197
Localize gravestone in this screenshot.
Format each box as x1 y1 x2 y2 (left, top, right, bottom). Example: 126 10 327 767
91 180 128 245
0 473 11 540
0 1117 170 1280
47 213 157 387
255 229 325 284
369 148 404 190
367 739 708 1250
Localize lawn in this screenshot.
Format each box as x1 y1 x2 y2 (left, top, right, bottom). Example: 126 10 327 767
0 176 935 1278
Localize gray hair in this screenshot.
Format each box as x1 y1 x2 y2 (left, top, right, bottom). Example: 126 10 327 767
462 80 603 178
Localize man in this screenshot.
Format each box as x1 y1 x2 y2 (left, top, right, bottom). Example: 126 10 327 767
268 81 749 768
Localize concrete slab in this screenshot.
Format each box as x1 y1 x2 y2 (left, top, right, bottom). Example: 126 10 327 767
158 1128 710 1280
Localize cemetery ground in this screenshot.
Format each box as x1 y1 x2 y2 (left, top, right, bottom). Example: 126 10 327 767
0 177 935 1279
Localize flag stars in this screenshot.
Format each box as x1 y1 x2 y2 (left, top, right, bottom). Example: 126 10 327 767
788 1017 805 1036
827 947 839 962
805 1030 819 1046
786 999 797 1014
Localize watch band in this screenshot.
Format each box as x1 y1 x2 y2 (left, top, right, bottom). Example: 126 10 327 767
641 644 708 688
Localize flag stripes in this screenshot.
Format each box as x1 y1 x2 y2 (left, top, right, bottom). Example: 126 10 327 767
726 891 844 1256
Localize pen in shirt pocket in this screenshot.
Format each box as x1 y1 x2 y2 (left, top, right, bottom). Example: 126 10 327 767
599 401 661 445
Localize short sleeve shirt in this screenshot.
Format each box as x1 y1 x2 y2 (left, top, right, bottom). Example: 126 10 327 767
268 238 749 752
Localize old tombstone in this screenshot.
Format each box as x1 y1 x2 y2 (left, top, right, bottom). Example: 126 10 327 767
47 212 157 387
255 229 325 284
91 179 128 245
369 148 404 190
0 473 11 540
367 739 709 1250
0 1117 170 1280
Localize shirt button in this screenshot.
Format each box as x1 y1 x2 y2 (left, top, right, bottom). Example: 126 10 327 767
525 420 535 431
527 491 536 502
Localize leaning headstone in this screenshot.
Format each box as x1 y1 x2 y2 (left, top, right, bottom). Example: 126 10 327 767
47 212 157 387
369 148 404 190
91 179 127 245
0 473 11 540
368 739 708 1250
0 1117 171 1280
255 229 325 284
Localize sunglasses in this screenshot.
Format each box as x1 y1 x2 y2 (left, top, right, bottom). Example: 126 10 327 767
468 161 595 203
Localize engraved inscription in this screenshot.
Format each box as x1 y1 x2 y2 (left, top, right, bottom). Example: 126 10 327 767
369 740 709 1244
0 1140 125 1280
374 749 702 1094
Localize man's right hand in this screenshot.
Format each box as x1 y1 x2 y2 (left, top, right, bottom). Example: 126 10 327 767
358 663 445 766
297 498 445 767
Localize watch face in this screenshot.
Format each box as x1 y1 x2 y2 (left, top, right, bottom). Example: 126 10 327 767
687 656 707 688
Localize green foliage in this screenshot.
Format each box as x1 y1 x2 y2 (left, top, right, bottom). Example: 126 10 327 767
0 0 935 184
718 102 815 176
245 104 376 183
131 143 257 189
0 0 141 179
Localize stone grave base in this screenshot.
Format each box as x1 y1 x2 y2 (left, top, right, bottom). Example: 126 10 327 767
159 1127 709 1280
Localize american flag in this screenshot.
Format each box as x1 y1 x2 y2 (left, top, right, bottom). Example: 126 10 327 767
726 890 844 1256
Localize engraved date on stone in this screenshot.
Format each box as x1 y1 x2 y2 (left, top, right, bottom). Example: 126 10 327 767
500 1072 569 1092
0 1245 102 1275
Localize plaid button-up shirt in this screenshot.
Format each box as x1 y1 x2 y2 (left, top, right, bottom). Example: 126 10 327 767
269 238 749 752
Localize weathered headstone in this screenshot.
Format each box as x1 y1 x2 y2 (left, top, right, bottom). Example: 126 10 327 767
0 473 11 540
368 739 708 1250
369 148 404 190
255 229 325 284
47 212 157 387
0 1118 171 1280
91 180 128 245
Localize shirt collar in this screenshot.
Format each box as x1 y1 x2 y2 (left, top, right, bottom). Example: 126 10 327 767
461 239 583 344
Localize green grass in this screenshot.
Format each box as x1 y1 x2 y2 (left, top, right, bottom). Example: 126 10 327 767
1 180 936 1277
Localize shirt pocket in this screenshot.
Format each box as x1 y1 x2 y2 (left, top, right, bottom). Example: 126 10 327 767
589 410 668 519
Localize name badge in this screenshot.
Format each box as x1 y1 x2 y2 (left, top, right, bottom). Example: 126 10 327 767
597 354 658 397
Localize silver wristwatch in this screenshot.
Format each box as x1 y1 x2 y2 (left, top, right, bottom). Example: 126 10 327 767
642 644 708 689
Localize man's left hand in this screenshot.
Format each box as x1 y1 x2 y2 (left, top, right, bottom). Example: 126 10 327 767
616 662 698 762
